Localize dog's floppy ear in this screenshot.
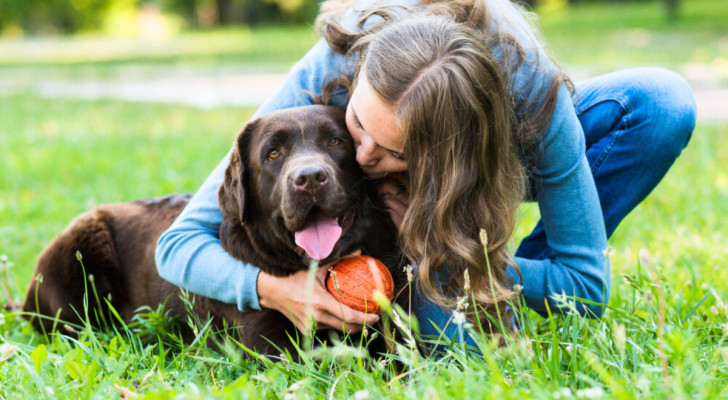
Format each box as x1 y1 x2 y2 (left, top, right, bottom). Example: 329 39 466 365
218 120 257 224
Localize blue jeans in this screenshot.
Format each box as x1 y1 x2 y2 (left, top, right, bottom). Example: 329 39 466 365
413 68 697 348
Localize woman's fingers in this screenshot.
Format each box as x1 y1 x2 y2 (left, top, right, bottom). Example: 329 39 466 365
310 277 379 331
262 267 378 333
375 173 410 228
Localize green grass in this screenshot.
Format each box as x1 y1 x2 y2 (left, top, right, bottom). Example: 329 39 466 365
1 101 727 399
2 0 728 398
538 0 728 72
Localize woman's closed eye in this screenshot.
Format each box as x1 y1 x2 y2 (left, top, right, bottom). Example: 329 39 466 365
389 150 405 161
353 114 364 130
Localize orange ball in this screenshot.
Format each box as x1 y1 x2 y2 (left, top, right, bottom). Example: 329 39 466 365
326 255 394 315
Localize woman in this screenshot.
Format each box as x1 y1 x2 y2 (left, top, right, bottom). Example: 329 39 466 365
155 0 696 342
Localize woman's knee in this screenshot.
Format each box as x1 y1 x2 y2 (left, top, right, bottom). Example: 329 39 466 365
625 67 697 152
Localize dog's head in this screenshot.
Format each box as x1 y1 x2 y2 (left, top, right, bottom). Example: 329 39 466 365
218 105 390 274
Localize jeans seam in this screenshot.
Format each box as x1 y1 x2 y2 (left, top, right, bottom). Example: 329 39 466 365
578 94 632 175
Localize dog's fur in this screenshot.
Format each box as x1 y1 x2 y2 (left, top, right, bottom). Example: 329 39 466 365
22 105 403 356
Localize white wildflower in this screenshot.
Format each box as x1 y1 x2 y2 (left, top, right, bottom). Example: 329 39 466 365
288 380 303 392
638 249 651 265
636 375 651 394
455 295 468 312
0 255 12 270
353 389 371 400
602 247 616 258
553 387 572 399
0 343 18 363
452 310 467 326
576 387 605 399
283 380 304 400
513 284 523 295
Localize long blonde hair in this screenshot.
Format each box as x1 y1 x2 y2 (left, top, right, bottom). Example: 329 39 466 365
317 0 568 333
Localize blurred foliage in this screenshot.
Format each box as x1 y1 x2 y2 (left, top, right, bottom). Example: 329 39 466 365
1 0 693 36
517 0 682 18
0 0 114 35
0 0 319 35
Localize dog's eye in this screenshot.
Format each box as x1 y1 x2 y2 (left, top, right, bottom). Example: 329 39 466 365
267 149 281 160
329 137 341 146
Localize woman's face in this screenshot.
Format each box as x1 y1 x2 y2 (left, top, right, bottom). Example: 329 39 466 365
345 71 408 178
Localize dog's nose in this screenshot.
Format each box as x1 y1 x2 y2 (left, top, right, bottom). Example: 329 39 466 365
292 164 328 192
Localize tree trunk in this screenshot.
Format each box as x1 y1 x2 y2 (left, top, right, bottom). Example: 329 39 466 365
216 0 233 25
665 0 679 19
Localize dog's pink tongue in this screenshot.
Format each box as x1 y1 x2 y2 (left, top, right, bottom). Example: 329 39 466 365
294 213 342 260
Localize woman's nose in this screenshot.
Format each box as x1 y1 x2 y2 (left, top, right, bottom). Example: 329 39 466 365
356 136 379 166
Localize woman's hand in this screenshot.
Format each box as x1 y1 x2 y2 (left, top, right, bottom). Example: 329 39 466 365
256 252 379 333
375 172 410 229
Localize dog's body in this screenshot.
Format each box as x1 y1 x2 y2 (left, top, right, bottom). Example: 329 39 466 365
23 105 403 356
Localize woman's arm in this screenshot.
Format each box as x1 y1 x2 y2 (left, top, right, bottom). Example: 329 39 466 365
508 84 610 318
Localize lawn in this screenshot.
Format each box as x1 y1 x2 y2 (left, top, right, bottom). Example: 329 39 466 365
1 0 727 398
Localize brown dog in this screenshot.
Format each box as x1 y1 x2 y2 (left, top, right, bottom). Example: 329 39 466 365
22 105 403 356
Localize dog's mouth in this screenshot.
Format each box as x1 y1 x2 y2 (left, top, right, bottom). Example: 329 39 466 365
293 207 355 261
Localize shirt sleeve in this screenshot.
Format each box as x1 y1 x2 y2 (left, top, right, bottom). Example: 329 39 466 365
506 84 610 318
155 38 351 312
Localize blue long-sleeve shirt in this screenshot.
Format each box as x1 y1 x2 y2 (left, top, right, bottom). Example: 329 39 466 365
155 0 609 317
